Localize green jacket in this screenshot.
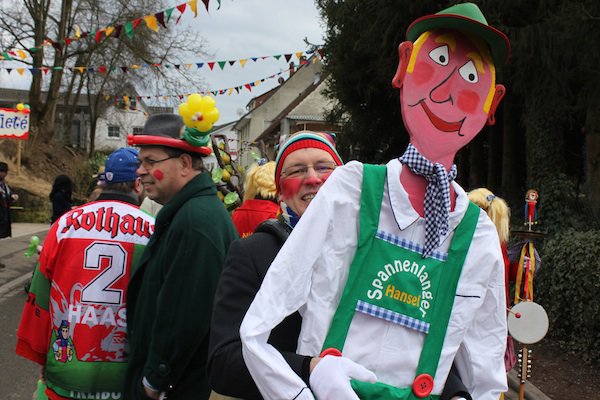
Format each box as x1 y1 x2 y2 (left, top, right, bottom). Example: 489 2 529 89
125 172 238 399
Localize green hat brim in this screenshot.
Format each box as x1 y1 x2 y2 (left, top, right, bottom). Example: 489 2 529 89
406 14 510 66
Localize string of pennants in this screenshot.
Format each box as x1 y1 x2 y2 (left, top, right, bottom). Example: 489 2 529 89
0 0 219 61
0 48 324 76
108 57 320 102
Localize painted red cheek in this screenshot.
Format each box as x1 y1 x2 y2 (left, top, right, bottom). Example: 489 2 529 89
457 90 480 114
279 177 303 200
152 169 164 181
412 62 435 86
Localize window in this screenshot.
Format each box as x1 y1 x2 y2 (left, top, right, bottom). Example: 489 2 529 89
108 126 120 138
132 127 144 135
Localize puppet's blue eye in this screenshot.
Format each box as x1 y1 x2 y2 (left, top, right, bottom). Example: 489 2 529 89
429 45 449 66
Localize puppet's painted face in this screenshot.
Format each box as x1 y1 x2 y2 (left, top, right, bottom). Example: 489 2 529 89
400 30 499 159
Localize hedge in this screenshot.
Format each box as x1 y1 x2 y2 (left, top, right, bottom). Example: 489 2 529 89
535 228 600 363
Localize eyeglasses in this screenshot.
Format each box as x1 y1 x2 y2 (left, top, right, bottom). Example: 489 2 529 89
280 162 337 179
137 155 179 170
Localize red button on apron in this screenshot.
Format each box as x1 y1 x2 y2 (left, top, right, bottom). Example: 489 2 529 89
319 348 342 358
412 373 434 398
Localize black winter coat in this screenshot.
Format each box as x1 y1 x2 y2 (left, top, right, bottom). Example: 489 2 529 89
208 219 311 400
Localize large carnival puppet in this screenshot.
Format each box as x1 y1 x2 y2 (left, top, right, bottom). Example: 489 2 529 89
240 3 510 400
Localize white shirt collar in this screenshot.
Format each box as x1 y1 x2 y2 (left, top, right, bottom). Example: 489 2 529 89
385 158 470 233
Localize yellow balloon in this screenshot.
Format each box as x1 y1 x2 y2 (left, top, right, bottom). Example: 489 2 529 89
16 103 24 111
204 109 220 124
179 103 191 118
187 93 204 109
200 96 215 108
196 120 212 132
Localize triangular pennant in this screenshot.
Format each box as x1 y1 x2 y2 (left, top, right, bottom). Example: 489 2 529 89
53 66 63 70
273 55 281 60
105 26 115 37
51 41 62 51
75 25 81 39
165 8 174 22
95 30 104 43
228 60 235 66
251 57 258 62
131 64 141 69
295 51 303 60
6 68 12 74
176 3 187 14
28 68 35 73
65 38 73 46
1 52 13 61
235 87 240 94
42 67 49 74
227 88 233 95
185 63 193 69
217 61 226 70
121 66 128 73
207 62 215 70
144 15 159 32
17 50 27 60
284 54 292 62
188 0 198 17
212 91 217 96
133 18 142 30
81 32 89 38
124 22 135 39
317 48 324 58
244 84 252 92
216 0 221 10
98 65 106 74
239 59 247 68
174 64 181 69
156 11 166 28
196 62 204 69
76 66 85 74
114 25 123 38
88 67 95 74
16 68 25 76
201 0 209 12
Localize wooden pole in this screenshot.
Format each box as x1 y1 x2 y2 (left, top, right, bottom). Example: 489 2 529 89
16 141 22 176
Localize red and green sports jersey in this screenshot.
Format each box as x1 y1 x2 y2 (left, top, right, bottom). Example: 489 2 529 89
16 200 155 399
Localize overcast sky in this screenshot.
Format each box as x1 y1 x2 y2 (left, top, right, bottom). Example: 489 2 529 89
0 0 326 124
189 0 326 123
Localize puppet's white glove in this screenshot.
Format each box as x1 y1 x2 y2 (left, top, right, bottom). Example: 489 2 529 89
309 355 377 400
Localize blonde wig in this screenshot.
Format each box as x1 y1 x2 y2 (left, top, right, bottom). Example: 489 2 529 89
242 161 277 202
468 187 510 243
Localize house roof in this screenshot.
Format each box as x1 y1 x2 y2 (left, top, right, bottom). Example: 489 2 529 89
254 73 329 143
233 54 321 131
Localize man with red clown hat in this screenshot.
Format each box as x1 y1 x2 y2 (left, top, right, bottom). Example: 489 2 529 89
241 3 509 400
125 112 238 399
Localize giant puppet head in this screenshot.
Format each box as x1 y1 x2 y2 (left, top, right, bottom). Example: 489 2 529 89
392 3 510 166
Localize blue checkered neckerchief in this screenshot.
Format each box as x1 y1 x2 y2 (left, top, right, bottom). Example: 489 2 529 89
398 143 457 258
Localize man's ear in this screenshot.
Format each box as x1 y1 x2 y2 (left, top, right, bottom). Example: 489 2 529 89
134 177 144 196
391 41 413 89
486 84 506 126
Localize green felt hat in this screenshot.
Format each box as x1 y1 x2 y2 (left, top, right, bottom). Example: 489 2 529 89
406 2 510 66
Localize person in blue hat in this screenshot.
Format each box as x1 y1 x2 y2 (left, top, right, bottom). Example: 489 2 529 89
16 147 155 400
241 3 510 399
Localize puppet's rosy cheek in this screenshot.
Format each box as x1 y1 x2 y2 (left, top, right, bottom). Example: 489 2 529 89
412 62 435 86
457 90 480 114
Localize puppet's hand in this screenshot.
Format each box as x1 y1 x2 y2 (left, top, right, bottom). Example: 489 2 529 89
309 355 377 400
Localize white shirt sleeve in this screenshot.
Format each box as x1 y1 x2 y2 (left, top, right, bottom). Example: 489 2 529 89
240 162 363 400
455 216 509 399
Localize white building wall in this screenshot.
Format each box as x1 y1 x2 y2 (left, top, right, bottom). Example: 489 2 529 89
95 106 149 152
